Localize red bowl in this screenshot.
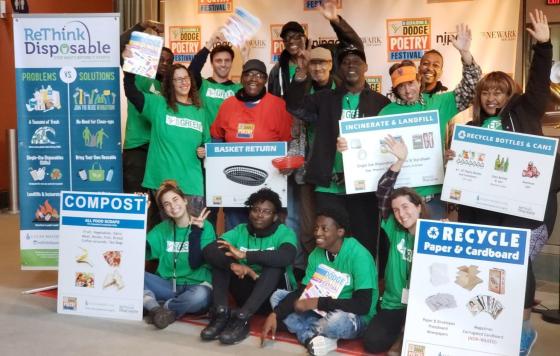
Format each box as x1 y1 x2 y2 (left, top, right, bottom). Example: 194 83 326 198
271 155 305 170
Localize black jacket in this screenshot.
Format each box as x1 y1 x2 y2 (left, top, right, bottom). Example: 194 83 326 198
286 79 390 187
268 15 363 98
460 41 558 232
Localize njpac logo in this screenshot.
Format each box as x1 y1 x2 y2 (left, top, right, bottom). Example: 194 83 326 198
311 36 338 48
169 26 201 63
270 23 308 63
481 30 516 41
435 32 457 46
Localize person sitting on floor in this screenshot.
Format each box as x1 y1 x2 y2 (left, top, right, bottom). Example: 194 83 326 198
261 207 378 356
200 188 297 345
143 180 215 329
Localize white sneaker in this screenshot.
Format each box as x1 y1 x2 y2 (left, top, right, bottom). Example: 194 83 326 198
306 335 338 356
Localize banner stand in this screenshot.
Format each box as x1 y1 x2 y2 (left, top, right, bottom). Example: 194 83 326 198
22 284 58 295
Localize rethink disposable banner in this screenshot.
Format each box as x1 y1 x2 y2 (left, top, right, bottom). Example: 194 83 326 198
13 14 122 269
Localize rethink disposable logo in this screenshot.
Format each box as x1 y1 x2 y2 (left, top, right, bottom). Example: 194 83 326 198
23 21 111 57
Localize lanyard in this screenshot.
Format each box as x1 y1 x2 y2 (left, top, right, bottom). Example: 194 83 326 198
172 223 191 293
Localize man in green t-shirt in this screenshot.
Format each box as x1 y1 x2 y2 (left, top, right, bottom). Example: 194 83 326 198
188 30 243 128
262 207 378 356
200 188 297 345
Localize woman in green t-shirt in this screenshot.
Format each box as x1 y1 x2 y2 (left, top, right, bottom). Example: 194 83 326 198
123 60 210 226
361 136 428 354
143 180 215 329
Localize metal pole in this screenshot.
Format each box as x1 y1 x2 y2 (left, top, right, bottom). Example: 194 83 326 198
7 128 19 214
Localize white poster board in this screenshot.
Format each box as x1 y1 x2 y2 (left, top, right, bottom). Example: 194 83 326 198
57 191 147 321
205 142 287 207
339 110 444 194
403 219 530 356
442 125 558 221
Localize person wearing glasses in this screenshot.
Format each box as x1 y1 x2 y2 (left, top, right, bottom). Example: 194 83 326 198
123 58 210 219
143 180 214 330
200 188 297 345
210 59 293 231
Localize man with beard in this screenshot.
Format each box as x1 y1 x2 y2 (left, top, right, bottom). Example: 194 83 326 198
285 44 390 257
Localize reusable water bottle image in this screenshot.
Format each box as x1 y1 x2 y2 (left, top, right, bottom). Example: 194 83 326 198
106 167 114 182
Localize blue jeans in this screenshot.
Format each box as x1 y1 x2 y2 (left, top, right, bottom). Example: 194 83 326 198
143 272 211 317
270 289 368 344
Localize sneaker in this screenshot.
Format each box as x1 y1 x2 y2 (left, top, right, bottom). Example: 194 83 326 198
218 310 250 345
519 327 537 356
200 305 230 341
149 307 176 329
306 335 338 356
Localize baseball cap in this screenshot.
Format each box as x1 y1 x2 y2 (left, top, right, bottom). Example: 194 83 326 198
280 21 305 39
338 44 366 64
242 59 267 75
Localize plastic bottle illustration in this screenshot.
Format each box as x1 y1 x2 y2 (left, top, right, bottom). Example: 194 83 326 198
106 167 114 182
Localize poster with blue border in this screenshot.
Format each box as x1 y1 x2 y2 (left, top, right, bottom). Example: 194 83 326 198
339 110 444 194
57 191 147 321
205 142 287 207
13 14 122 269
403 220 530 356
442 124 558 221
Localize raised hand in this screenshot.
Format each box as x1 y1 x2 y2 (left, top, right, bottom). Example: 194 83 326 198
385 135 408 161
190 207 210 228
451 23 472 53
141 20 164 34
527 9 549 43
451 23 473 65
320 0 339 23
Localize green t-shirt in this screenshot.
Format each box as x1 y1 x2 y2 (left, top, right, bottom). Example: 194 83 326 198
222 223 298 288
380 215 414 310
315 92 360 194
141 94 210 194
482 116 503 130
288 64 297 82
303 237 379 321
199 79 242 125
124 76 161 149
379 92 458 197
146 219 216 285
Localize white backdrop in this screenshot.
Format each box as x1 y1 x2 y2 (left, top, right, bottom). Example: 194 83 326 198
164 0 520 96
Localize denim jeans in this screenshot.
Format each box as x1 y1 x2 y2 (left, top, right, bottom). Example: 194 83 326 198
270 289 368 344
143 272 211 317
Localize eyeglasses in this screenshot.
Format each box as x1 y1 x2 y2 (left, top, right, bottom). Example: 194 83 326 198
250 206 274 216
283 33 304 42
173 77 190 83
242 72 267 80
